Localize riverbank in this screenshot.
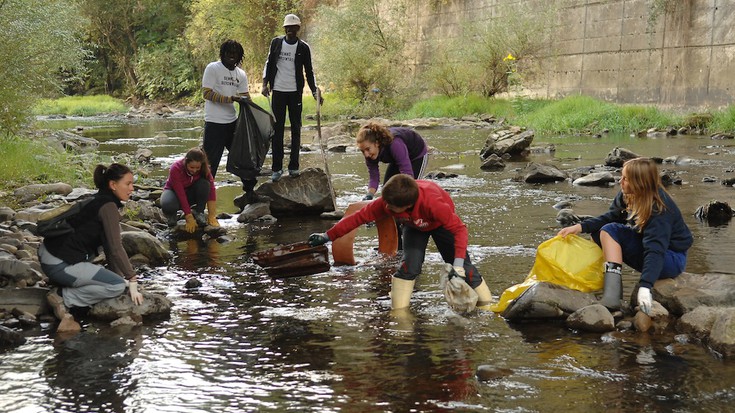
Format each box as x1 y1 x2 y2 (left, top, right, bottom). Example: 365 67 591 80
5 93 733 201
31 94 735 135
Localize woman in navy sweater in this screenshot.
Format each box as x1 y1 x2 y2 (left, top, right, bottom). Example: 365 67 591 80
557 157 692 314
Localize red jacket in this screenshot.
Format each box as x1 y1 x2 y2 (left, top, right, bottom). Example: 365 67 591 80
163 158 216 215
327 180 469 259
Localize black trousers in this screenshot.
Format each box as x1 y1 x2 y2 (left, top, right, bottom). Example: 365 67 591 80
394 225 483 288
270 90 303 172
160 179 210 216
202 120 236 178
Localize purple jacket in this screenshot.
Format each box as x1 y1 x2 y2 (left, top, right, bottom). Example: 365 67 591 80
163 158 216 215
366 127 427 190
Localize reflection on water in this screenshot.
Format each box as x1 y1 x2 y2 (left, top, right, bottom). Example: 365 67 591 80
2 118 735 412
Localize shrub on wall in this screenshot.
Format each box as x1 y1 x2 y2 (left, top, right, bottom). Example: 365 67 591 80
312 0 411 104
422 1 555 98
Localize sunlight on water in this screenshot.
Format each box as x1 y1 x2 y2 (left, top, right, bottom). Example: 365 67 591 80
3 119 735 412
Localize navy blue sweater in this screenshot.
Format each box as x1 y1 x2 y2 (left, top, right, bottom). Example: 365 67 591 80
581 189 693 288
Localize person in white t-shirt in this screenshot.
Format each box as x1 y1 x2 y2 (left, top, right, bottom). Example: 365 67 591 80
261 14 322 182
201 40 254 196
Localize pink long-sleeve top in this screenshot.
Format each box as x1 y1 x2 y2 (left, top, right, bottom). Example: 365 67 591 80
163 158 216 215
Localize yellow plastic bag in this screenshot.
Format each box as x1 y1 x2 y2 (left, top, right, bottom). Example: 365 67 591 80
489 235 604 313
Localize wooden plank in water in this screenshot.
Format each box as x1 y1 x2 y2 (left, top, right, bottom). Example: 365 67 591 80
251 241 330 278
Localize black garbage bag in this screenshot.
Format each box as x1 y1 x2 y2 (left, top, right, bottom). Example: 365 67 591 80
226 101 274 181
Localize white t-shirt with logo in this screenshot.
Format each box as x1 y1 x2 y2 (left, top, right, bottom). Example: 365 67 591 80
202 61 249 123
273 40 298 92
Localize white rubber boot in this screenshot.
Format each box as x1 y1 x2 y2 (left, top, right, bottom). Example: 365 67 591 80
390 277 415 310
474 280 493 309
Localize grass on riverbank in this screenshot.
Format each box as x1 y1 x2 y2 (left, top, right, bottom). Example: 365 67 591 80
516 95 683 135
32 93 734 136
0 137 95 195
33 95 128 116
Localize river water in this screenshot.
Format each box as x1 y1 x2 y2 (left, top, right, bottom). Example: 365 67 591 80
2 116 735 412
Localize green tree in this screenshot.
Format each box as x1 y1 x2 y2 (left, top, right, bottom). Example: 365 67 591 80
75 0 192 98
186 0 299 83
312 0 410 102
136 41 199 100
0 0 87 135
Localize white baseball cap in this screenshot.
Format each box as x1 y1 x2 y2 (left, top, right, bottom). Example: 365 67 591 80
283 14 301 26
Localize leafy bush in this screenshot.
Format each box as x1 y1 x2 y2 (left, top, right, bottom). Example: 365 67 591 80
0 0 87 135
313 0 411 102
136 41 200 100
422 2 555 98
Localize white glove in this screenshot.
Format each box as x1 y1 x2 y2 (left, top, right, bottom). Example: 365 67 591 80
452 266 466 278
129 281 144 306
637 287 652 315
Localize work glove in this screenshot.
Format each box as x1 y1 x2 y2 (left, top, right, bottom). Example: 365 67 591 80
362 193 374 201
261 84 270 98
637 287 652 315
206 200 220 227
184 213 198 233
308 233 330 247
452 266 466 279
129 281 143 305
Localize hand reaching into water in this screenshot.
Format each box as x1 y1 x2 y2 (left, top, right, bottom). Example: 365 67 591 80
308 233 329 247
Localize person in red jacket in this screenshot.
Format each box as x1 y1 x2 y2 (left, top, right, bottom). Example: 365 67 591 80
308 174 492 309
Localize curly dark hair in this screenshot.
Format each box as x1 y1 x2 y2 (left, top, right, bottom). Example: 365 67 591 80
219 39 244 65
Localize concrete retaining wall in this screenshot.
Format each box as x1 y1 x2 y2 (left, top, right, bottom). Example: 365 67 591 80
403 0 735 108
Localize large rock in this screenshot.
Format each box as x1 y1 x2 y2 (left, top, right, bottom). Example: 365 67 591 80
513 162 568 184
676 306 727 340
709 309 735 358
480 129 534 159
572 171 616 186
654 272 735 316
694 200 733 224
13 183 73 204
89 291 173 321
121 231 171 266
0 258 44 287
254 168 336 216
566 304 615 332
0 287 48 315
502 282 597 321
480 153 506 171
0 325 25 349
604 147 639 167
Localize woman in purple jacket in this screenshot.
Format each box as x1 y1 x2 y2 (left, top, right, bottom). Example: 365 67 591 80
356 121 429 200
161 147 219 233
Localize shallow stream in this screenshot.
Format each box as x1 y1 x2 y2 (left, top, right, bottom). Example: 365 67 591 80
2 116 734 412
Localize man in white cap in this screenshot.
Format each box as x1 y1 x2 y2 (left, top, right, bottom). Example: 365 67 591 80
262 13 322 182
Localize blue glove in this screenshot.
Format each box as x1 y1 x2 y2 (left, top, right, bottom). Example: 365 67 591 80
308 233 330 247
362 193 374 201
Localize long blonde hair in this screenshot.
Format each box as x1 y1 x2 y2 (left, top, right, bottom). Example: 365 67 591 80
622 157 667 230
